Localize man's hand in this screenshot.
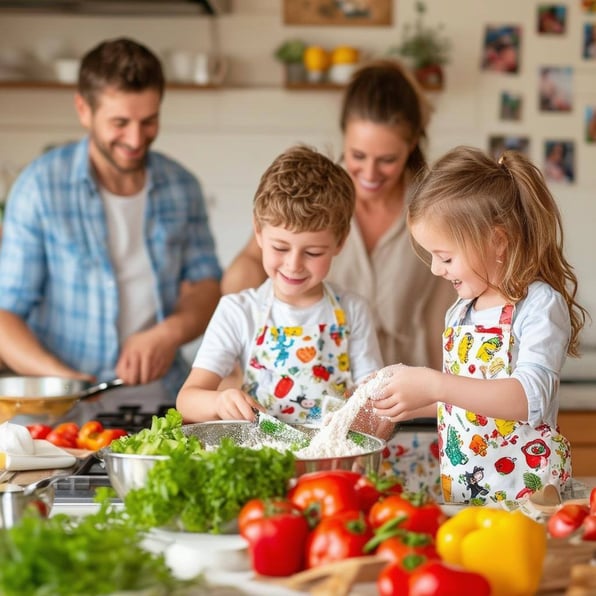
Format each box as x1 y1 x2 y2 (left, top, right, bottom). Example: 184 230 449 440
115 327 177 385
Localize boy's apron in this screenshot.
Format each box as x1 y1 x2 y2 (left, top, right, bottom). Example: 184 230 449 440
439 301 572 504
241 282 352 425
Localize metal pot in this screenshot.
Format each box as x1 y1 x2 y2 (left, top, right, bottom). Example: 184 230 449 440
0 376 124 423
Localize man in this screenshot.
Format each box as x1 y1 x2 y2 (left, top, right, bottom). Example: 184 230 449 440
0 38 222 419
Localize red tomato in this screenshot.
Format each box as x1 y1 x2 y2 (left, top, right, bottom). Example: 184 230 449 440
547 503 590 539
408 561 491 596
289 470 360 525
45 430 77 448
590 487 596 515
238 498 300 535
582 514 596 541
241 507 310 576
26 424 52 440
46 422 79 448
377 562 411 596
306 510 373 568
376 535 438 568
369 494 447 538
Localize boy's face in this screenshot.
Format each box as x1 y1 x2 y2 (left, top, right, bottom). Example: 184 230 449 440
255 223 343 307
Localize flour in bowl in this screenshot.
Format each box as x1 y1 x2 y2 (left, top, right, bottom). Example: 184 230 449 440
296 369 391 459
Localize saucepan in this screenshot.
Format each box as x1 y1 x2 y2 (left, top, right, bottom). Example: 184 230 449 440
0 376 124 424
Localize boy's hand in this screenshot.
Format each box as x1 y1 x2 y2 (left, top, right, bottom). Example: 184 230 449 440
216 388 265 421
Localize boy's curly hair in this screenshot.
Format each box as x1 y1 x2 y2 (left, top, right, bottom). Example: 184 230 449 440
253 145 355 244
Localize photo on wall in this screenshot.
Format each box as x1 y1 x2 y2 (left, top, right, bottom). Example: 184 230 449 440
500 91 523 120
537 5 567 34
583 23 596 59
539 66 573 111
586 106 596 142
481 25 522 73
488 135 530 160
543 140 575 183
581 0 596 13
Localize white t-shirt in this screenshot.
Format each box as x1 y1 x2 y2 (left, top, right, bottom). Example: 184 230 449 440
193 279 383 385
446 280 571 427
101 186 157 342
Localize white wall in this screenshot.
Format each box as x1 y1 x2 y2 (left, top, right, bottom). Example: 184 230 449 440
0 0 595 344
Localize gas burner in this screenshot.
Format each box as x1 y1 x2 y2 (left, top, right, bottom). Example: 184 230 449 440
95 404 171 434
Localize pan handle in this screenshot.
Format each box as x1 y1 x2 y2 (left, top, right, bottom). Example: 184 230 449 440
78 378 125 401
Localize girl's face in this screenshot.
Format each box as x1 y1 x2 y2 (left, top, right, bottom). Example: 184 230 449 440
255 223 342 307
343 119 413 203
410 218 506 309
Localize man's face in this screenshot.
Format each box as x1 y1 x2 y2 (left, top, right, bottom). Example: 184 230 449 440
76 86 161 176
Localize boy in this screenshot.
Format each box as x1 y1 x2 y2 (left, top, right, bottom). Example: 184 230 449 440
177 145 382 424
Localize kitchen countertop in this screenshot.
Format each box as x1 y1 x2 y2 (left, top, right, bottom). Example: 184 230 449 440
51 478 596 596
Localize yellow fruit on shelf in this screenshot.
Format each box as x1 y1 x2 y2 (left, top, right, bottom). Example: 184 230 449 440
331 46 359 65
303 46 330 72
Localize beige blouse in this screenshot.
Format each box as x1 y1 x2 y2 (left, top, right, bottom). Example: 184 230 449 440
328 215 455 370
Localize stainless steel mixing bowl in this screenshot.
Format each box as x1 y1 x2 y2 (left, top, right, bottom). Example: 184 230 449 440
102 420 385 500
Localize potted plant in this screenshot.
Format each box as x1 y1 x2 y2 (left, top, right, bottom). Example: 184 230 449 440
388 1 451 90
274 39 307 85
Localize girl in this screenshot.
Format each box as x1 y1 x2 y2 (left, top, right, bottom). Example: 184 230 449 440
372 145 588 504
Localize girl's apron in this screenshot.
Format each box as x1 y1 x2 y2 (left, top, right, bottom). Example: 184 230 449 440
241 283 352 425
439 301 572 504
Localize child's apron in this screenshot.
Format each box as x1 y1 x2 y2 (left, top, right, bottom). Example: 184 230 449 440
241 282 352 425
439 301 572 504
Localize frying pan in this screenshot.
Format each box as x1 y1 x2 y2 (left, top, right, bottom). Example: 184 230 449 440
0 376 124 423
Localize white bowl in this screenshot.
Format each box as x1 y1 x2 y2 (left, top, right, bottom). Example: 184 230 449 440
53 58 80 84
328 63 358 84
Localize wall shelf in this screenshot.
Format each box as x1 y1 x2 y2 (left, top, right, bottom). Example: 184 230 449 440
0 80 223 90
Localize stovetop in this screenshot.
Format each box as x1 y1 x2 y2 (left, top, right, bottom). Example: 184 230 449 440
53 403 171 504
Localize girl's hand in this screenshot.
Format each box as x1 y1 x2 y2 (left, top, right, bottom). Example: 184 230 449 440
372 365 440 422
215 388 265 421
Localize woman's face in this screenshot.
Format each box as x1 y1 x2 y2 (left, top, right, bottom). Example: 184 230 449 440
343 118 414 203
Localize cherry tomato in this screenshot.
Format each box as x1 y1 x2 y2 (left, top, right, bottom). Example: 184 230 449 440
289 470 360 525
26 423 52 440
306 509 373 568
241 506 310 576
369 494 447 538
547 503 590 539
376 534 439 568
377 562 411 596
238 498 300 535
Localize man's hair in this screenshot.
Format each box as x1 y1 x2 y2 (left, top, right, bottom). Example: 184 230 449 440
253 145 355 244
77 37 165 110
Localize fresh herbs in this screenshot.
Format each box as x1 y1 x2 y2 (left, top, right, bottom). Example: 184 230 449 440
123 438 296 534
0 488 199 596
109 408 202 456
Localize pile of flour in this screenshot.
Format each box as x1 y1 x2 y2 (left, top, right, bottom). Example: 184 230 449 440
296 369 391 459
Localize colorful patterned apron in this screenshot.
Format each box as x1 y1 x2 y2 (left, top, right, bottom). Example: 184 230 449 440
241 283 352 425
380 425 441 500
439 301 572 504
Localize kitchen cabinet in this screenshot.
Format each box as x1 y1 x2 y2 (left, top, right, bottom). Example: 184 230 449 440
558 411 596 476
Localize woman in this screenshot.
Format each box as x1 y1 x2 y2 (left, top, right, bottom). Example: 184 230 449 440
222 60 455 495
223 59 453 369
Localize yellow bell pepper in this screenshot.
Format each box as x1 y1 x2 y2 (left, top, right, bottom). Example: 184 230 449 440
436 507 547 596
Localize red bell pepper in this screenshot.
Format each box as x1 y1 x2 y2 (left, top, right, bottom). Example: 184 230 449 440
240 501 309 577
408 560 491 596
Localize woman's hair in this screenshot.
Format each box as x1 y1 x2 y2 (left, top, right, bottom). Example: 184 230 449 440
407 145 587 356
78 37 165 110
253 145 355 244
339 58 432 177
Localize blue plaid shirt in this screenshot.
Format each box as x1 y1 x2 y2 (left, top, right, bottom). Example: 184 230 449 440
0 137 222 397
